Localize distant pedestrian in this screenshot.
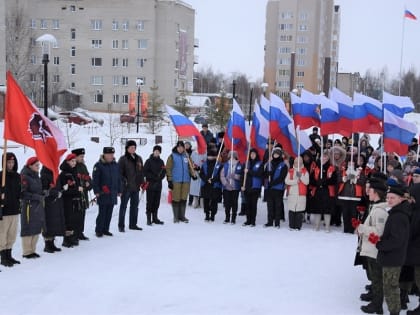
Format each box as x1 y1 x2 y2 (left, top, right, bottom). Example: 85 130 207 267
92 147 122 237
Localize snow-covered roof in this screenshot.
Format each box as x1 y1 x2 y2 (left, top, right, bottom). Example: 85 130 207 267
186 95 211 108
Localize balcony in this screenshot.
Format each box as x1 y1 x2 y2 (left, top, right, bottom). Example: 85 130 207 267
194 38 199 48
193 54 199 64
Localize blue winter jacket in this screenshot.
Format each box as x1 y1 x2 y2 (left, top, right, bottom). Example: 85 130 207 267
92 155 122 205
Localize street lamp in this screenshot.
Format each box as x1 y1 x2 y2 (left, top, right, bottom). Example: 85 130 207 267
261 82 269 98
136 77 144 133
36 34 57 118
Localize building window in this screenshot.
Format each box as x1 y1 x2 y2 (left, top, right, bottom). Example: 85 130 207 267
122 20 129 31
122 40 129 49
71 82 76 88
138 39 148 49
112 75 120 86
122 76 129 86
296 82 304 89
52 19 60 29
70 28 76 40
91 76 104 85
297 47 307 55
112 58 119 67
299 24 308 31
297 36 307 44
30 19 36 29
136 20 144 31
137 58 146 68
280 11 293 19
112 40 118 49
52 40 59 48
70 5 76 12
122 58 128 67
278 58 290 65
30 55 37 64
122 94 129 104
299 12 308 20
113 94 120 104
112 20 119 31
297 58 305 66
30 91 36 101
90 19 102 30
30 73 36 82
94 93 103 103
297 71 305 77
91 57 102 67
53 75 60 83
53 56 60 65
279 47 291 54
71 64 76 74
71 46 76 57
278 69 290 76
278 80 289 88
279 35 293 42
91 39 102 48
30 37 36 47
40 19 47 29
279 23 293 31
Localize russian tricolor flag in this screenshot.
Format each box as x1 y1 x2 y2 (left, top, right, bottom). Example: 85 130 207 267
405 9 417 20
318 94 340 136
250 101 268 160
224 99 248 163
259 94 270 120
291 89 320 130
165 105 207 154
330 87 354 136
383 109 417 155
383 91 414 118
352 92 383 134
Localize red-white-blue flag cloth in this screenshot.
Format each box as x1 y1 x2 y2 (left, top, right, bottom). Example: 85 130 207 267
259 95 270 120
165 105 207 154
317 94 340 136
404 9 417 20
250 101 268 160
4 71 67 182
383 109 417 155
224 99 248 163
383 91 414 118
296 126 313 155
330 87 353 137
352 92 383 134
291 89 320 130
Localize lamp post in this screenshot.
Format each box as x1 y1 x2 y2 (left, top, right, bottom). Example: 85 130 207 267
261 82 269 98
136 78 143 133
36 34 57 118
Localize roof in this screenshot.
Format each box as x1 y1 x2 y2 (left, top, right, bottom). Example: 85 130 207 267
186 95 211 108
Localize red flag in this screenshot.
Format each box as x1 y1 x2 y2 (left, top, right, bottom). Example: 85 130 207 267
4 71 67 181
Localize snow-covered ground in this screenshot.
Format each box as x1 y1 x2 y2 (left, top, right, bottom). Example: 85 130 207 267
0 113 418 315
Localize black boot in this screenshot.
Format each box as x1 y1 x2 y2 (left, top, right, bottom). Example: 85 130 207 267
0 250 13 267
62 236 73 248
401 289 409 310
44 240 55 253
238 203 246 216
360 302 383 314
7 249 20 264
224 210 230 224
179 201 189 223
152 212 164 225
51 240 61 252
205 212 210 222
231 213 236 224
147 212 152 226
360 291 373 302
70 234 79 246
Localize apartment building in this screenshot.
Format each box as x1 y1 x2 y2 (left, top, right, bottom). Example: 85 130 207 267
264 0 340 97
0 0 5 86
7 0 197 111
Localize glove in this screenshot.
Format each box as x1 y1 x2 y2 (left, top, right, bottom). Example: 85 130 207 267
368 233 380 245
63 184 69 191
102 185 110 194
140 182 149 191
191 175 198 181
348 174 356 180
342 176 348 182
168 181 173 190
296 171 301 178
351 218 361 229
78 186 84 192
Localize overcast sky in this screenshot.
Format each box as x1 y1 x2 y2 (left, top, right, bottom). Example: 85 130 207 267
187 0 420 83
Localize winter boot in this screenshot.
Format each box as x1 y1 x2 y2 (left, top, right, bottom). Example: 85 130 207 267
62 236 74 248
407 303 420 315
44 240 55 253
324 214 332 233
210 211 215 222
179 201 189 223
360 302 383 314
192 196 199 209
312 214 321 231
172 201 180 223
7 249 20 264
0 250 13 267
360 291 373 302
223 210 230 224
205 212 210 222
147 212 152 226
51 240 61 252
231 213 236 224
152 211 164 225
401 289 409 310
238 203 246 216
70 234 79 246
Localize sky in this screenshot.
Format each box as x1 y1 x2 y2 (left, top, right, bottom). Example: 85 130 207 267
187 0 420 82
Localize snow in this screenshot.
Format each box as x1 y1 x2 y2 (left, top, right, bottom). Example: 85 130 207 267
0 113 417 315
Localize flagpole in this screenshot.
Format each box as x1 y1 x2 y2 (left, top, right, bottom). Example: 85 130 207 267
211 138 224 180
416 136 420 163
320 137 324 179
297 125 301 170
1 139 8 207
399 10 406 96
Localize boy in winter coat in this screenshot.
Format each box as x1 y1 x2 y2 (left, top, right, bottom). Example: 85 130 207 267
0 153 21 267
92 147 122 237
285 156 309 230
143 145 166 225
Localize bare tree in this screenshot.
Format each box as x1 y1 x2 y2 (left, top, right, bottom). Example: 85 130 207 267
147 80 163 134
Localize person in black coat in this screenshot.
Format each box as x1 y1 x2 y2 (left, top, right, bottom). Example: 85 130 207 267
118 140 144 232
0 153 21 267
58 154 84 248
375 181 411 315
199 149 223 222
143 145 166 225
41 167 65 253
92 147 122 237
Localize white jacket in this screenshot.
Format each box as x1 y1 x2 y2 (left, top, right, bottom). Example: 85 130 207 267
285 167 309 212
357 201 389 259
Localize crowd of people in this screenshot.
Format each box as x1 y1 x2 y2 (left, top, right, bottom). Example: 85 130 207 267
0 123 420 314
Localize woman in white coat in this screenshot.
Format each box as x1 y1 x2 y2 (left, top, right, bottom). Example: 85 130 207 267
357 178 389 315
188 144 206 208
285 156 309 230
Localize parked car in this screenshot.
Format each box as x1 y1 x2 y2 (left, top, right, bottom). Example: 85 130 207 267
120 113 136 124
194 115 208 124
59 111 93 125
74 108 104 126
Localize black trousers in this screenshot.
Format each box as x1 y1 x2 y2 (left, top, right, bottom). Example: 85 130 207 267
223 190 240 220
146 189 162 214
203 197 218 217
245 191 259 225
288 211 304 230
340 200 358 233
266 189 285 225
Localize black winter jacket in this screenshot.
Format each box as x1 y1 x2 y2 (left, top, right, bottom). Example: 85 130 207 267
118 152 144 192
143 154 166 191
376 200 411 267
0 152 21 216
